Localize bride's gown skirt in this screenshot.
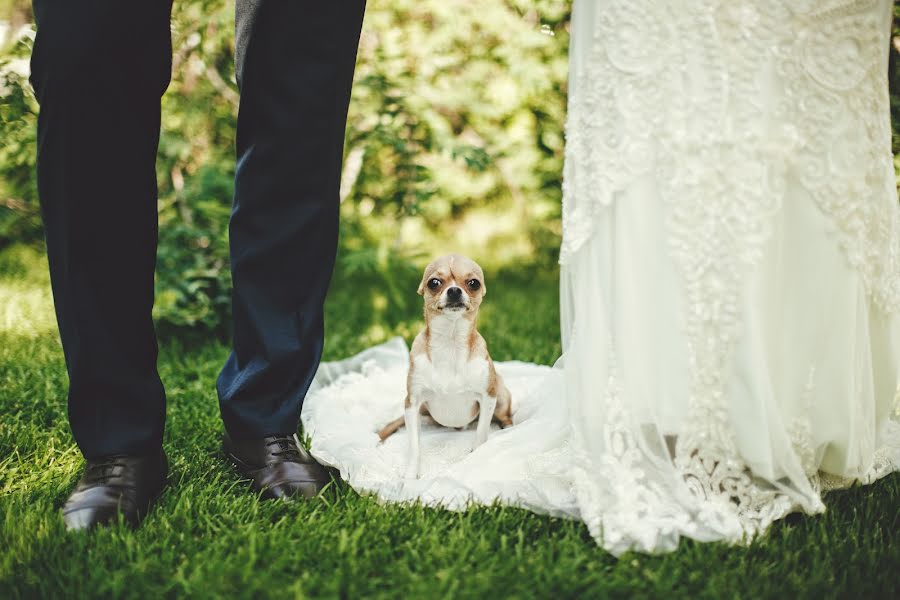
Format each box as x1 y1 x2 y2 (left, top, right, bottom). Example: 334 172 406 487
301 0 900 554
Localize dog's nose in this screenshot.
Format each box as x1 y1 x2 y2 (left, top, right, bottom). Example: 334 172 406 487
447 286 462 301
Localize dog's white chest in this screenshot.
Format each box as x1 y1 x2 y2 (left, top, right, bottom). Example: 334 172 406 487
410 342 489 428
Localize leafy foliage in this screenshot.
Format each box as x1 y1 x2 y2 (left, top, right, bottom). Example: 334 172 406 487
0 31 37 244
0 0 569 333
2 2 900 334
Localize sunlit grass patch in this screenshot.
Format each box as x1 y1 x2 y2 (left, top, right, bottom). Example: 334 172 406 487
0 245 55 338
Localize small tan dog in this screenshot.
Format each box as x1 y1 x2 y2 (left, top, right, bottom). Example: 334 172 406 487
378 254 512 479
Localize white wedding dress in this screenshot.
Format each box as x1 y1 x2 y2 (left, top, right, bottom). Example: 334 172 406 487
301 0 900 554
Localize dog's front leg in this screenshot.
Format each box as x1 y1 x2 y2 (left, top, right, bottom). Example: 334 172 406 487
403 402 422 479
475 394 497 447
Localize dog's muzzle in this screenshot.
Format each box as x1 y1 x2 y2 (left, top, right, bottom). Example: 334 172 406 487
441 286 467 311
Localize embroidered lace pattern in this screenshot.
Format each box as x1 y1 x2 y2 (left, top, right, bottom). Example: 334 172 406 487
561 0 899 317
561 0 899 546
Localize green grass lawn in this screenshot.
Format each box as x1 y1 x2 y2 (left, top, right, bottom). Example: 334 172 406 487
1 245 898 599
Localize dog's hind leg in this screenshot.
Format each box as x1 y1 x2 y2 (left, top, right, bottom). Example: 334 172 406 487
377 417 405 441
493 385 513 428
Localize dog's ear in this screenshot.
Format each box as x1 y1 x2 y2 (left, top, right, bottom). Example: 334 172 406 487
417 265 432 296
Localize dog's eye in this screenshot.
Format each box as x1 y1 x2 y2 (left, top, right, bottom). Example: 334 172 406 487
467 279 481 290
427 278 441 290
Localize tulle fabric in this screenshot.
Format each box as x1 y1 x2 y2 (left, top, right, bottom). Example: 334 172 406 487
302 338 578 517
301 0 900 554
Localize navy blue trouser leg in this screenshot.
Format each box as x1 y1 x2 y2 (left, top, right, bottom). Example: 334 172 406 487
217 1 367 439
29 1 172 458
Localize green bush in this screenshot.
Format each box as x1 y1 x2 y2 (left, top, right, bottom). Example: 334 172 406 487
0 0 570 334
3 1 898 334
0 31 38 245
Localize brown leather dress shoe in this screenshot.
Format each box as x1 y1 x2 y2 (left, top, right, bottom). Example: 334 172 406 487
62 449 168 531
223 432 331 500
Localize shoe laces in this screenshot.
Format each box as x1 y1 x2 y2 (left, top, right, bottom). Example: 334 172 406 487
266 435 304 462
84 455 129 484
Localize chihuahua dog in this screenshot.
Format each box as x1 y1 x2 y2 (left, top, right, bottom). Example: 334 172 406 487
378 254 513 479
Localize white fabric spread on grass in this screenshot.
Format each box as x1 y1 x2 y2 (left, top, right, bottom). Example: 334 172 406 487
302 338 578 519
302 0 900 555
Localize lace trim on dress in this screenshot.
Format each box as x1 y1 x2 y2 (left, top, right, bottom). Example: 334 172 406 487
560 0 900 315
561 0 899 548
